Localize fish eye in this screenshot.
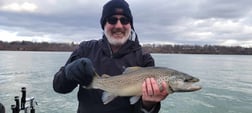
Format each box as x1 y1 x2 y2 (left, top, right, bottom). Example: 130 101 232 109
184 79 189 82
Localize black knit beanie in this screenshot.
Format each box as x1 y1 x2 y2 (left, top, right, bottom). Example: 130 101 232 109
100 0 134 30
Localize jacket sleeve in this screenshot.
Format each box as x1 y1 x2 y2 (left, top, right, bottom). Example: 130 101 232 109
134 99 161 113
53 66 78 93
53 47 83 93
142 52 155 67
53 41 95 93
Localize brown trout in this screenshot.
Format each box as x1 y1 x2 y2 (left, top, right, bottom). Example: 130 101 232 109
85 67 201 104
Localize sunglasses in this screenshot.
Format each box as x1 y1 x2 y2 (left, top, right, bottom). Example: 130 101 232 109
107 17 130 25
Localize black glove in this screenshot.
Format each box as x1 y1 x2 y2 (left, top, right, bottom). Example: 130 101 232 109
64 58 95 86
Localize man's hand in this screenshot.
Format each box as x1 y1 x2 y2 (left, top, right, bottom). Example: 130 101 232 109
141 78 169 110
64 58 95 86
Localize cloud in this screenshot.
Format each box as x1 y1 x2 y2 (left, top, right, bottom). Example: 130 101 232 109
195 0 252 19
1 2 37 12
0 0 252 47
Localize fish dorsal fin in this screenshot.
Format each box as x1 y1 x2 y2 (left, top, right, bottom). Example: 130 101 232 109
101 74 111 78
123 66 142 74
102 92 118 104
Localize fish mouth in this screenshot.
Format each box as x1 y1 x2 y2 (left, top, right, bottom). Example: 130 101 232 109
183 78 201 92
171 78 202 92
185 82 201 91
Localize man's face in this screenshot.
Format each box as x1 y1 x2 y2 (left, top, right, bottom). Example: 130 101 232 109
104 15 131 46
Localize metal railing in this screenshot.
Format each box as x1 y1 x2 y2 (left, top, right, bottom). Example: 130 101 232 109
11 87 37 113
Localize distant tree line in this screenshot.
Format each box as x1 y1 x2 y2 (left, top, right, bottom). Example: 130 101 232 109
1 41 252 55
142 44 252 55
0 41 77 51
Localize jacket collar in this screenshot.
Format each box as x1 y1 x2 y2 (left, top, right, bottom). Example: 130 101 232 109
101 35 141 58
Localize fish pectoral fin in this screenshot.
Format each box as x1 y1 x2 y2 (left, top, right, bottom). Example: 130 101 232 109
129 96 141 104
102 92 117 104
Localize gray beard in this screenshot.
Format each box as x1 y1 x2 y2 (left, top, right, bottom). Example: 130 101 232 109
104 30 130 46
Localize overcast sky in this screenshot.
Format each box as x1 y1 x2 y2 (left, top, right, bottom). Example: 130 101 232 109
1 0 252 47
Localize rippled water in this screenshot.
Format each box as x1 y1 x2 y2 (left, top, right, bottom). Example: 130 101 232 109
153 54 252 113
0 51 252 113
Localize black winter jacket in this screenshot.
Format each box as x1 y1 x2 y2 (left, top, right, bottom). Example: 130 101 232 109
53 37 160 113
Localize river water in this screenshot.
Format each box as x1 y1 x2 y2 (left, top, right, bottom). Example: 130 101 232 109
0 51 252 113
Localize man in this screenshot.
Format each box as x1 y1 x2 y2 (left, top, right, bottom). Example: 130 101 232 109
53 0 168 113
0 103 5 113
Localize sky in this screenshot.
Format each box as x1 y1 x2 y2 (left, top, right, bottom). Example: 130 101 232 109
1 0 252 47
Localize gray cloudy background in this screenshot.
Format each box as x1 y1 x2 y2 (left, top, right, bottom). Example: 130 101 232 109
1 0 252 47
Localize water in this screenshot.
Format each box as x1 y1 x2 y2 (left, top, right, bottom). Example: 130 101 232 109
152 54 252 113
0 51 252 113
